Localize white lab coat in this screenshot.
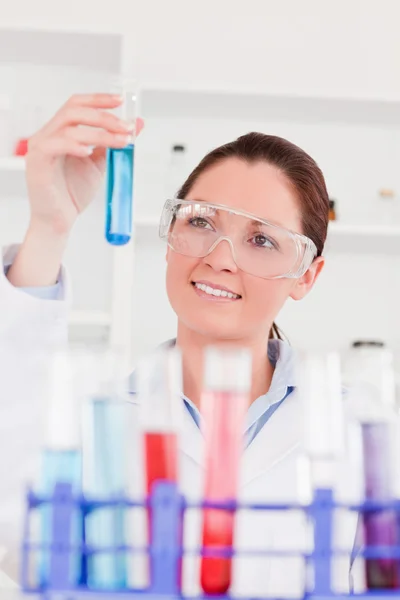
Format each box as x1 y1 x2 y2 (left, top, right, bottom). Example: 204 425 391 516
0 244 362 595
126 386 363 598
0 245 70 588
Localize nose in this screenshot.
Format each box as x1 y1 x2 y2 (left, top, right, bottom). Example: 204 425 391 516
204 237 238 273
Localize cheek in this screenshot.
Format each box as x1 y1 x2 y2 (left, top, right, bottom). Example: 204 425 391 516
243 276 295 318
166 252 198 301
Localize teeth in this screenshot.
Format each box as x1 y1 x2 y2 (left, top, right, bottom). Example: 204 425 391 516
194 282 239 299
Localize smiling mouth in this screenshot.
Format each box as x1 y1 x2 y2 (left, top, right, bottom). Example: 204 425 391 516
191 281 242 299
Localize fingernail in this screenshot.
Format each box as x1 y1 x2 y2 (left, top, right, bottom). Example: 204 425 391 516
112 94 123 102
121 121 135 132
116 134 131 144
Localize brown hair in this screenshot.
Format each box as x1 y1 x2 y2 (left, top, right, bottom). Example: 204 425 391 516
177 132 330 340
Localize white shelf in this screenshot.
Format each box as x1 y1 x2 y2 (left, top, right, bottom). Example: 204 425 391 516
141 85 400 125
69 309 111 327
326 222 400 255
0 157 25 171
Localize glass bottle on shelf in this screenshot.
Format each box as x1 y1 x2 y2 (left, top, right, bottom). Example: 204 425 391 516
165 144 187 199
329 200 337 221
377 188 397 226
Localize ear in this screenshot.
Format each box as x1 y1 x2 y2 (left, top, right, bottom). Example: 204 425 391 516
289 257 325 301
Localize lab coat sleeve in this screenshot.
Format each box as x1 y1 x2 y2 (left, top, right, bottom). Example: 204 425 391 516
17 282 62 301
0 244 70 348
0 244 71 586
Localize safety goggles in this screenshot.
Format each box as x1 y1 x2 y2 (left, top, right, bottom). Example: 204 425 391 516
159 199 317 280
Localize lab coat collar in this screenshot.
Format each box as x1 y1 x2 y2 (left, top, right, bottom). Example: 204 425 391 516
241 388 302 487
127 339 300 479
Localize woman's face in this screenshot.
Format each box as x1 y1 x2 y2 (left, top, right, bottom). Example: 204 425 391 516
166 157 324 343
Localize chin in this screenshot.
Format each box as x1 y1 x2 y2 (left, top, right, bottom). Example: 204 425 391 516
181 312 246 341
168 286 248 341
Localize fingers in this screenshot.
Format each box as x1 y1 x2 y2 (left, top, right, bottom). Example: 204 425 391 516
29 94 145 160
32 137 94 158
65 126 131 149
65 93 123 109
50 106 134 135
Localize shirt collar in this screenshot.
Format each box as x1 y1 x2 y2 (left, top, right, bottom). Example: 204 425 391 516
245 338 296 431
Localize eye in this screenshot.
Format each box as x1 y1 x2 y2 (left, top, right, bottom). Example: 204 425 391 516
188 216 213 230
250 233 278 250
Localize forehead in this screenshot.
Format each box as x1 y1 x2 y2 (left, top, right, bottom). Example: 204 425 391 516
187 157 302 232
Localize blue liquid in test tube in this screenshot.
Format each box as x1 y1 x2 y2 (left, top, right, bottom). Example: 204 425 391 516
39 450 82 586
105 144 134 245
37 353 83 587
84 397 128 590
105 79 137 246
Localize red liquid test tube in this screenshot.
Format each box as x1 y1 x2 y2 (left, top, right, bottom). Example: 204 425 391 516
145 432 178 495
200 347 252 595
137 348 183 585
145 430 178 532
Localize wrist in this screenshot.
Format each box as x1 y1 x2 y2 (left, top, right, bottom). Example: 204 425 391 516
24 218 71 257
6 219 71 288
27 215 73 243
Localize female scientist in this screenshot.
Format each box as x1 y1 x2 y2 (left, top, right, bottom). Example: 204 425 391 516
0 94 359 595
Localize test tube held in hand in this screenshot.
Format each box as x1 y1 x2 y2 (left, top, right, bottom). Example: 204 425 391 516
200 347 252 595
105 78 137 246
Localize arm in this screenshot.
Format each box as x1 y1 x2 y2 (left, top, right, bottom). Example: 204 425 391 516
0 95 144 587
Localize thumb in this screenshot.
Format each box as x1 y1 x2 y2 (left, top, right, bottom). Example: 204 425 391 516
90 118 144 170
136 117 145 136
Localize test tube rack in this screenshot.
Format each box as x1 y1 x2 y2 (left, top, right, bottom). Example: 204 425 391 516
20 481 400 600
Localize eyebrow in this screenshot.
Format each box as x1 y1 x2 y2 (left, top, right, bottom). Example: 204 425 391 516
186 199 288 230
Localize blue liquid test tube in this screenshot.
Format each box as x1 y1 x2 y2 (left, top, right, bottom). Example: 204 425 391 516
83 397 128 590
38 352 83 587
105 80 137 246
